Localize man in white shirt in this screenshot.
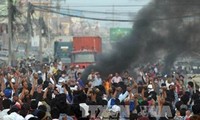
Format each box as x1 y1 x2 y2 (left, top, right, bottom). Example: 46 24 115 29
3 105 24 120
92 72 102 87
0 99 11 120
111 73 122 84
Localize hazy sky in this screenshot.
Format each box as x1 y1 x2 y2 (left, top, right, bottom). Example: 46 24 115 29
56 0 151 28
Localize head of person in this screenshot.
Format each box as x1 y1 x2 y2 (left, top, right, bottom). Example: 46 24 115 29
169 83 175 91
78 72 82 78
188 81 194 90
192 104 200 115
30 100 38 110
22 80 29 89
19 103 30 118
51 107 60 119
96 72 100 78
115 73 119 77
7 105 20 114
2 99 11 109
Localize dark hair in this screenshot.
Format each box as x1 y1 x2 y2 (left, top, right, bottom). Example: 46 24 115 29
78 72 82 76
51 107 60 119
192 104 200 115
115 98 121 105
71 104 82 119
181 94 190 105
7 105 19 114
78 92 87 103
180 108 186 116
38 105 47 112
29 117 39 120
36 110 46 120
30 100 38 110
194 100 200 105
175 101 183 111
19 103 30 117
2 99 11 109
188 81 194 88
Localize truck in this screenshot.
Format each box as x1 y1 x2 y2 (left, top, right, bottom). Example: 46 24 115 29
71 36 102 69
54 41 72 64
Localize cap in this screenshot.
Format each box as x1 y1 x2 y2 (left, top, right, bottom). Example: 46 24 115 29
148 84 153 89
38 71 42 74
170 82 175 86
11 78 15 83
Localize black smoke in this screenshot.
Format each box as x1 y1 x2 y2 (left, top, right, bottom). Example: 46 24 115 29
82 0 200 81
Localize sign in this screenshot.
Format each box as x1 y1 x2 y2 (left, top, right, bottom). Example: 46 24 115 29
110 28 132 42
0 0 7 16
31 36 39 47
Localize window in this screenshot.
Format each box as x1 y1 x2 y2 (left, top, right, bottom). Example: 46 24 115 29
73 52 95 63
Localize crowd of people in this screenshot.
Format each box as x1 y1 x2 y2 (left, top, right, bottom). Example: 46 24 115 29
0 59 200 120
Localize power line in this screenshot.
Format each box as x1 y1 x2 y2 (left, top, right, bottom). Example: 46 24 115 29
34 6 200 23
34 7 133 22
33 5 137 15
44 4 200 7
33 4 200 18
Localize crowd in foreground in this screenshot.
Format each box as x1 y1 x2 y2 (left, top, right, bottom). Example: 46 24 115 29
0 60 200 120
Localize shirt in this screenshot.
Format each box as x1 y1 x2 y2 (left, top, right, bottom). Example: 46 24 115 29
111 76 122 83
79 103 90 117
0 109 9 120
3 112 24 120
92 77 102 87
59 114 73 120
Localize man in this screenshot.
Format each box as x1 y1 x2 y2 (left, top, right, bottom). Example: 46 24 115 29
111 73 122 84
3 105 24 120
51 107 60 120
188 81 194 97
67 65 76 80
122 71 130 85
92 72 102 87
76 72 85 89
87 70 95 82
0 99 11 120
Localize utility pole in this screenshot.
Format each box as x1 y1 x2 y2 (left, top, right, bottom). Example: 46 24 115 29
56 0 60 35
27 2 32 58
39 0 43 62
8 0 13 66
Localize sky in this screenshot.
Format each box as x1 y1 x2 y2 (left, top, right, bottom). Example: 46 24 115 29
54 0 151 28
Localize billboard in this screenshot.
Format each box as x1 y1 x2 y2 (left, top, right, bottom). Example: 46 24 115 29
0 0 7 16
110 28 132 42
31 36 39 47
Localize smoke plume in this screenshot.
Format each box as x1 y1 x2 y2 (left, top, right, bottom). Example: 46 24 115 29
82 0 200 80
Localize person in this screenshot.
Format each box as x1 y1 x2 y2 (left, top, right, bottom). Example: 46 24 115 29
92 72 102 87
87 70 95 82
76 72 85 89
67 65 76 80
51 107 60 120
122 71 130 84
0 99 12 119
3 105 24 120
111 73 122 84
